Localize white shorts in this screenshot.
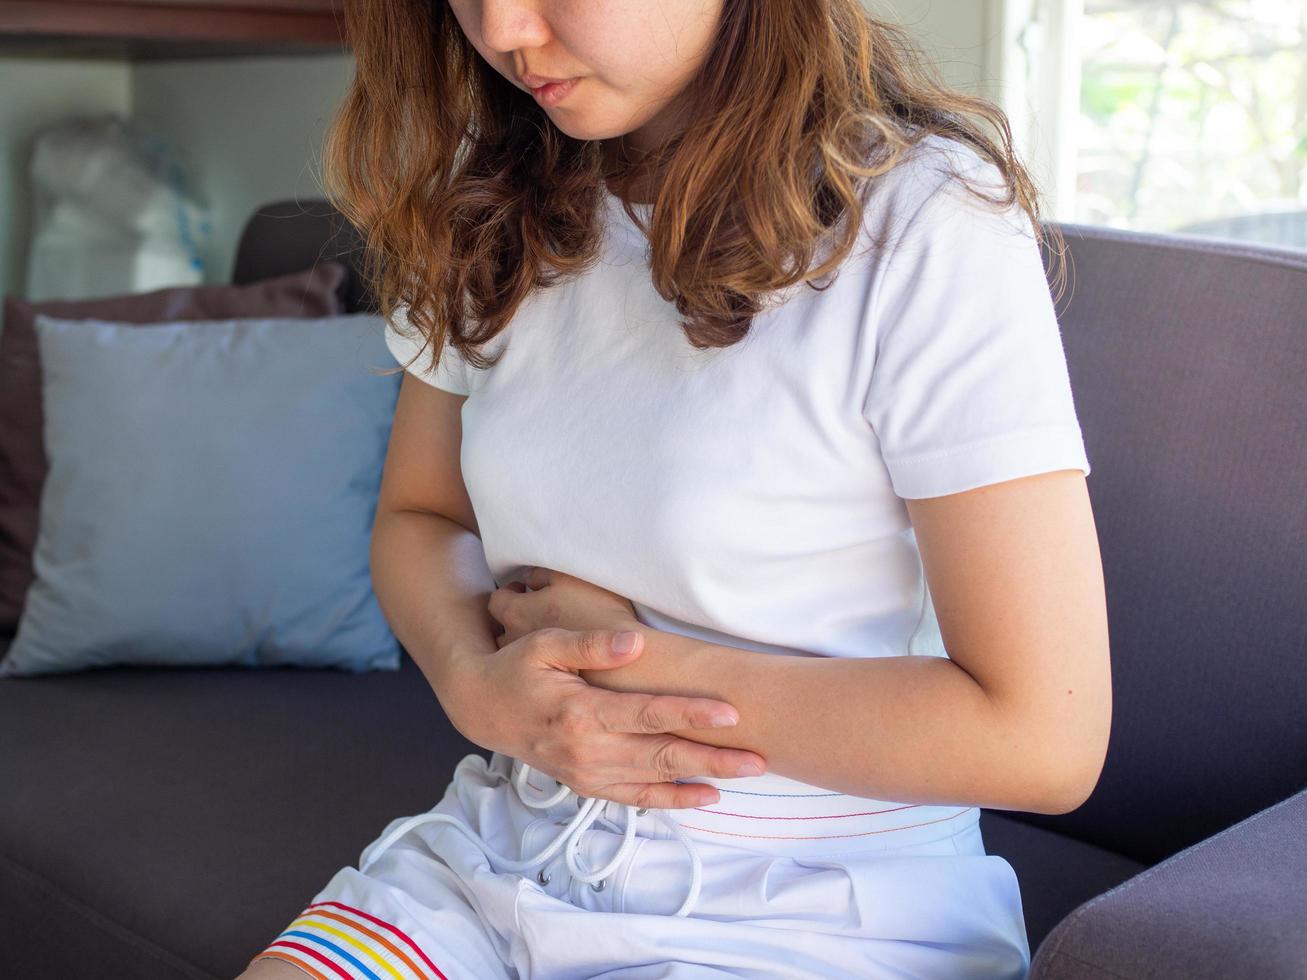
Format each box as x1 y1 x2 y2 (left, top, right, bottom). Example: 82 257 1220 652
249 751 1031 979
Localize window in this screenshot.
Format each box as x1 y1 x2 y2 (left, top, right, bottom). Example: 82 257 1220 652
988 0 1307 250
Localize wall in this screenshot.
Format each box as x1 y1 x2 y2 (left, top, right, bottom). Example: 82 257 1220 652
873 0 998 96
132 52 355 286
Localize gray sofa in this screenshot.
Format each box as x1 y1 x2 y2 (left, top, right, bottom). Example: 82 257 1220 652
1 200 1303 980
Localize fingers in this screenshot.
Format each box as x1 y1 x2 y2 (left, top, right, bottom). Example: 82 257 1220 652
589 780 722 811
592 688 741 734
551 743 758 809
535 628 643 672
544 691 766 803
615 730 767 783
523 633 766 812
582 689 768 780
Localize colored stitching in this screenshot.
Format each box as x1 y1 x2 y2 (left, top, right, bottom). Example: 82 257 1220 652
693 803 920 820
308 901 450 980
300 908 433 980
263 939 356 980
285 916 410 980
254 949 334 980
678 807 972 840
712 788 846 797
277 931 381 980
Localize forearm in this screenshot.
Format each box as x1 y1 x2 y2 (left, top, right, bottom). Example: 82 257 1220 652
369 509 498 715
583 626 1077 815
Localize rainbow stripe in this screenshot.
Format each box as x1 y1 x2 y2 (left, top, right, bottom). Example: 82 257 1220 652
248 900 449 980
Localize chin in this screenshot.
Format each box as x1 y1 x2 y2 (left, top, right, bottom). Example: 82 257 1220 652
547 116 625 143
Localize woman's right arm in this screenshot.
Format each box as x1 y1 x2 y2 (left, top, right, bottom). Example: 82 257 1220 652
369 369 498 707
371 505 500 715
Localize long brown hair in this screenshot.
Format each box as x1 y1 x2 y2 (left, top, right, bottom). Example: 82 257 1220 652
322 0 1064 378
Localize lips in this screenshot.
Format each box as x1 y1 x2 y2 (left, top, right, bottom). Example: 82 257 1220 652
528 77 580 107
521 72 577 89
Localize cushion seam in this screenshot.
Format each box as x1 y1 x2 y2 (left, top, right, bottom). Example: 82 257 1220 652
0 846 218 979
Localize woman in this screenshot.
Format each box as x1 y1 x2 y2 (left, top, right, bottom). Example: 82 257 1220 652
243 0 1112 977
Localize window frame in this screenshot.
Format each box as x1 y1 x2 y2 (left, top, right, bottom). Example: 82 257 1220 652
983 0 1085 223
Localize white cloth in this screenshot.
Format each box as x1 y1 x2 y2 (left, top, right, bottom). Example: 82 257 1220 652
268 133 1092 977
254 752 1031 978
384 133 1089 673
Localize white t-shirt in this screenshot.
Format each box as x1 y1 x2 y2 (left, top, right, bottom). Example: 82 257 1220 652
385 132 1089 695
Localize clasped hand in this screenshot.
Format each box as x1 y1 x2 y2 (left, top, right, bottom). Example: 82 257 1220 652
455 565 766 810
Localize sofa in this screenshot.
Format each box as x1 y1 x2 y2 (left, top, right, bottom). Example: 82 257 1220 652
1 198 1303 980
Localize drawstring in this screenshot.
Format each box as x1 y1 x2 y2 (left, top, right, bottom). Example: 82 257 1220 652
357 757 704 918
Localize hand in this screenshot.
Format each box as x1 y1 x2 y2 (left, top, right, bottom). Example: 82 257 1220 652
443 625 768 810
488 566 638 648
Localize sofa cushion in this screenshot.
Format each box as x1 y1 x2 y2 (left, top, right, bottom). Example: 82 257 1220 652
0 648 484 979
1 312 401 677
0 261 347 634
1029 787 1307 980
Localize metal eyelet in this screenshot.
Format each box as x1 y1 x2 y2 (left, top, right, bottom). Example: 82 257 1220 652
536 868 551 886
636 807 649 816
576 796 585 809
590 877 607 892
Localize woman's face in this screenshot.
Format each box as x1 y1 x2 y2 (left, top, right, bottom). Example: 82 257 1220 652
446 0 724 155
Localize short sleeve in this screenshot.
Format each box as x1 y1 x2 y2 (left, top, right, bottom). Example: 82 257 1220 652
383 302 471 396
860 161 1091 499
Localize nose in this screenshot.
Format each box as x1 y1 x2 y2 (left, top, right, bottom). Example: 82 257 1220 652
478 0 550 56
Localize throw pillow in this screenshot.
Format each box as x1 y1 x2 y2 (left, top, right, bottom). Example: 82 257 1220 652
0 261 348 631
0 311 400 677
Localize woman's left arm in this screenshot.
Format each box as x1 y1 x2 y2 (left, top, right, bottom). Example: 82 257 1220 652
490 469 1112 815
579 468 1112 816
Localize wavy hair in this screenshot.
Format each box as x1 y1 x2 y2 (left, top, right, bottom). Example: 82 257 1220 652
321 0 1065 378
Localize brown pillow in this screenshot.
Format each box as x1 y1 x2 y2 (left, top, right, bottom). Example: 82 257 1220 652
0 261 348 632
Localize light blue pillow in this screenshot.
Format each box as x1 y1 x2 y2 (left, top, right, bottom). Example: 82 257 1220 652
0 313 402 677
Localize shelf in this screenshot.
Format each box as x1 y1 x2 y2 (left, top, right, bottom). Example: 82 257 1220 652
0 0 348 60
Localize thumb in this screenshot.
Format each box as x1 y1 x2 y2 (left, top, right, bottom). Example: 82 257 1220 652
567 628 643 671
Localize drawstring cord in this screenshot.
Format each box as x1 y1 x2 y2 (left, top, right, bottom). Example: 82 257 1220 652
357 757 704 917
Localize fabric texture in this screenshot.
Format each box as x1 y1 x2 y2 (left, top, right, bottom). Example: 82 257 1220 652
0 311 400 677
0 261 347 632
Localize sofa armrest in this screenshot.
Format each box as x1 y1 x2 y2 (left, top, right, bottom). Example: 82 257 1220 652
1030 787 1307 979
